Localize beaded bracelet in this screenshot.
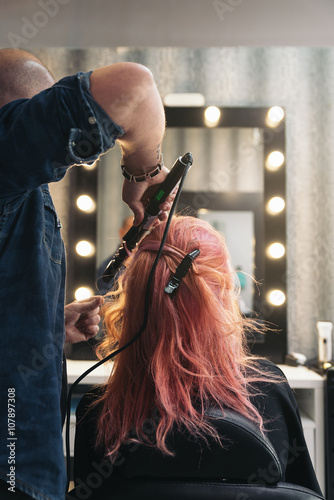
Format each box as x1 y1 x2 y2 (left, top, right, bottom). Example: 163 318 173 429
121 157 163 183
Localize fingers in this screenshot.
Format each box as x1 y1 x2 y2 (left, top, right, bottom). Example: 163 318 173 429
77 295 104 308
75 312 101 340
122 166 171 225
122 181 147 225
76 313 101 333
75 296 104 318
158 193 175 212
157 184 178 220
74 296 103 336
78 313 101 325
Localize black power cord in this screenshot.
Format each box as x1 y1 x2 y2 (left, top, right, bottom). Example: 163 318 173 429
65 157 192 494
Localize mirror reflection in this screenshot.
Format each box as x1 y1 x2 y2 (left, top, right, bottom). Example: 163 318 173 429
161 125 264 316
198 209 254 315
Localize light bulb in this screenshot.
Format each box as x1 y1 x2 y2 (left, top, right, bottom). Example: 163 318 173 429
204 106 221 127
267 243 285 259
267 151 285 170
268 289 286 306
76 195 95 213
267 197 285 214
266 106 284 127
76 240 95 257
75 287 93 301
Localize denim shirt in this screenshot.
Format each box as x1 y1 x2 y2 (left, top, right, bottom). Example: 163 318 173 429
0 72 124 500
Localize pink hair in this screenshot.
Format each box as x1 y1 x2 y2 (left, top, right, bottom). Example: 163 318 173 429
95 215 279 460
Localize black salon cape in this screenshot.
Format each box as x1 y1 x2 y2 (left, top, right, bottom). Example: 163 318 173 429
69 360 323 497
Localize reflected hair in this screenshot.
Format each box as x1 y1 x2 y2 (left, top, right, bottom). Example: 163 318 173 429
95 215 279 460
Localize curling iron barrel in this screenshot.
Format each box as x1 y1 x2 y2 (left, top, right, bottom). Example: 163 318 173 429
102 152 193 283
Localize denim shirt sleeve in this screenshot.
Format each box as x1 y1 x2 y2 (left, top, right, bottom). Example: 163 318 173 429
0 71 124 198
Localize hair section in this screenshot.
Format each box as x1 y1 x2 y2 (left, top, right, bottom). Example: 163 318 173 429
95 215 280 461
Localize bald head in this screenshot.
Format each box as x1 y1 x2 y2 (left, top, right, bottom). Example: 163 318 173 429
0 49 55 108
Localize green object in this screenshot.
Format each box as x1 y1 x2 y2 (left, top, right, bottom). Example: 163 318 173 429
236 269 246 289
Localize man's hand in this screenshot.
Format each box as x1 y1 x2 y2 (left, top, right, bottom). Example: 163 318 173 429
65 296 104 344
122 166 176 226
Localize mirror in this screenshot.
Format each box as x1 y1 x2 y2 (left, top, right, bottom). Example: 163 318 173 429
67 105 286 364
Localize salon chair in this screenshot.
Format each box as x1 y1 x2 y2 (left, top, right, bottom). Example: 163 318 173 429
68 408 325 500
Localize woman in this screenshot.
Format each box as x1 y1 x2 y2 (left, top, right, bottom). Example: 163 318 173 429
71 216 322 496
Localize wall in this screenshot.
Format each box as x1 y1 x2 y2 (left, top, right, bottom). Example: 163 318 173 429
1 0 334 48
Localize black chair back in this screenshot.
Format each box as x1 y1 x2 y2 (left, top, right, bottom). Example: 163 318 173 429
68 408 325 500
88 479 325 500
116 408 282 484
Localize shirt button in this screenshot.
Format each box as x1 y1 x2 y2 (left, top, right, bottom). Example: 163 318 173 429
88 116 97 124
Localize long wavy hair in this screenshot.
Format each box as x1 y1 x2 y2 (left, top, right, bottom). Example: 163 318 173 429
95 215 278 461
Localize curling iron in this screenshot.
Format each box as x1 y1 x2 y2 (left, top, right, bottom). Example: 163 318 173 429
102 152 193 283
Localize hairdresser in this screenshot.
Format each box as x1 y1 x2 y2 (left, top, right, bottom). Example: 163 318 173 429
70 215 323 498
0 48 170 500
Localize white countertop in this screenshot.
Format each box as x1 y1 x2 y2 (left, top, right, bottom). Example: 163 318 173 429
277 364 324 388
66 359 112 385
66 359 324 388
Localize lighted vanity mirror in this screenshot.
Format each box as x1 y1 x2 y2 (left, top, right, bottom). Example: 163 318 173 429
67 105 287 364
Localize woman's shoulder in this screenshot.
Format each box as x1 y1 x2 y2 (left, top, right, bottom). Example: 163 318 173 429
247 358 298 410
76 385 105 421
253 358 287 377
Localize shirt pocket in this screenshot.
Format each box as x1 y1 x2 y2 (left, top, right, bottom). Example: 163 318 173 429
0 193 28 245
42 189 63 265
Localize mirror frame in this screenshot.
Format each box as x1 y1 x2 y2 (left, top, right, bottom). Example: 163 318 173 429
66 106 286 364
165 106 286 364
